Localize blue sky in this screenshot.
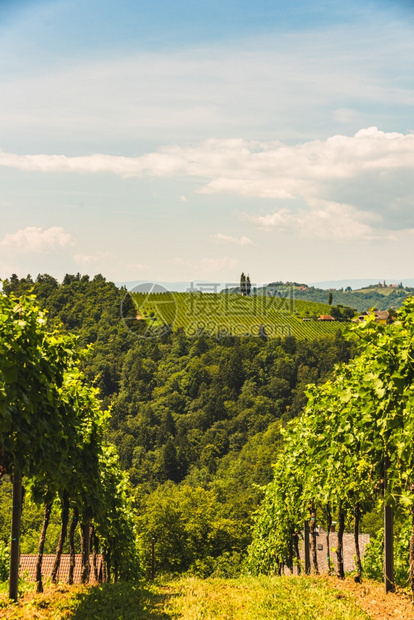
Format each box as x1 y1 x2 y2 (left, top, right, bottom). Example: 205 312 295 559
1 0 414 285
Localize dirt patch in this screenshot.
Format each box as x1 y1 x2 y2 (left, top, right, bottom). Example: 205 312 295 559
322 576 414 620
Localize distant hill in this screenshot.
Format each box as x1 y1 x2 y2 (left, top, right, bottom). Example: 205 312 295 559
219 282 412 313
129 292 343 340
119 279 414 313
310 278 414 289
266 283 413 312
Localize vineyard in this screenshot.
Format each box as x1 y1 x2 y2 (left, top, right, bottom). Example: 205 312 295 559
0 274 356 603
247 297 414 595
3 279 414 615
0 294 138 601
127 292 343 340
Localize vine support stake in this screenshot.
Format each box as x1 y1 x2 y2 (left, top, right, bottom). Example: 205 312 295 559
384 456 395 593
304 521 310 574
9 467 22 602
151 537 155 580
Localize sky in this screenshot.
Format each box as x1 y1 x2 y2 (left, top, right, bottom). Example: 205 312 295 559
1 0 414 286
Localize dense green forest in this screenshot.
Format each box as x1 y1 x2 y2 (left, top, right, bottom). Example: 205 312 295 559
0 273 354 577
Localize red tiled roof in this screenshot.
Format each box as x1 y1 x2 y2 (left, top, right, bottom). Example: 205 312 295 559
19 554 103 584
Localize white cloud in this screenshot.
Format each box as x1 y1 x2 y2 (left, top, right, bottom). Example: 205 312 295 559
2 127 414 240
0 226 75 253
199 256 238 276
209 233 253 246
2 127 414 189
247 200 389 242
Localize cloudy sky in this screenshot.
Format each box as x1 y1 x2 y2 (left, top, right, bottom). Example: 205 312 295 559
1 0 414 285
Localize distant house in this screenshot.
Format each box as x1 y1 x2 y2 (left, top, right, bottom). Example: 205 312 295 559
374 310 389 324
318 315 335 321
358 310 389 324
302 317 311 321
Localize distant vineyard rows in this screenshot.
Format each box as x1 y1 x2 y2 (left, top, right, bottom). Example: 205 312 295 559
130 293 341 339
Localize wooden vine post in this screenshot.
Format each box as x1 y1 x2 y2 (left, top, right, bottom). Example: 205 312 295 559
9 467 22 601
304 520 310 574
309 504 319 575
326 508 332 575
151 538 156 580
384 456 394 593
35 503 53 593
81 521 91 584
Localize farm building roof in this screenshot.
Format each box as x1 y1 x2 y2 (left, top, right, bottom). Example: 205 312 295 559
19 554 103 584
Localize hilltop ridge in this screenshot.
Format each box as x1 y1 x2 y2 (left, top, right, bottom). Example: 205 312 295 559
243 282 412 312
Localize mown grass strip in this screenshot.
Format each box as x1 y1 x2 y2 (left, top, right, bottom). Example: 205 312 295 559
4 575 412 619
161 576 371 620
0 582 170 620
0 576 373 620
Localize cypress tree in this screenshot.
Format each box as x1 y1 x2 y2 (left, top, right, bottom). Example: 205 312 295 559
240 273 246 295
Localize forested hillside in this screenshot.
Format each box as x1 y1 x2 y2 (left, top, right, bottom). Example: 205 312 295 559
0 274 354 575
225 281 411 312
109 327 352 487
264 282 411 312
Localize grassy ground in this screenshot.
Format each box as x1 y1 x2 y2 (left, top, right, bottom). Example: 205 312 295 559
0 576 412 620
